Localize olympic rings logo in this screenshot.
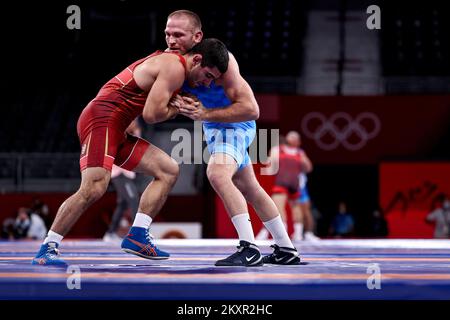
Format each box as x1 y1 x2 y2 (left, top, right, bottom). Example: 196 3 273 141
301 112 381 151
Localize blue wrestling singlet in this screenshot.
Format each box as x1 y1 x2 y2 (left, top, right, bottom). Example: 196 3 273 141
182 81 256 170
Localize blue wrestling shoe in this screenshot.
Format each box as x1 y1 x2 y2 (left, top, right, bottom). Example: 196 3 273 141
121 226 170 260
31 242 67 266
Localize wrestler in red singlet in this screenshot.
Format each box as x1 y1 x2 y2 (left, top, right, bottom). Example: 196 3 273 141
272 144 304 199
77 51 186 172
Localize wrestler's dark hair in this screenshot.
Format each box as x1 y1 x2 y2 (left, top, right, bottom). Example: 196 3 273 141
168 10 202 31
189 38 229 74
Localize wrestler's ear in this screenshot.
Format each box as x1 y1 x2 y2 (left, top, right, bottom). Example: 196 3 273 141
192 54 203 66
193 30 203 44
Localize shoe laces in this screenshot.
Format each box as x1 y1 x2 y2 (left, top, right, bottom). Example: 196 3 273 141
224 244 246 259
145 230 155 246
46 245 60 258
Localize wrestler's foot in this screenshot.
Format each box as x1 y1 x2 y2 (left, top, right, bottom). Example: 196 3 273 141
215 240 263 267
121 227 170 260
31 242 67 266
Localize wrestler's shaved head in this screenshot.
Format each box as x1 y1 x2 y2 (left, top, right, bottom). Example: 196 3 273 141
168 10 202 31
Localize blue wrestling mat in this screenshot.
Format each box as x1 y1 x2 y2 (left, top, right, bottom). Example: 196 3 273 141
1 239 449 300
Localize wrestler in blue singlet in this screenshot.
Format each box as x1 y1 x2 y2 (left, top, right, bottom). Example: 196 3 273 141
182 81 256 170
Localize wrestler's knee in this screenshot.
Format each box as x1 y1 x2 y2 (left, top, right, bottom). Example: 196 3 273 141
156 158 179 186
81 183 107 204
79 173 109 204
207 164 231 189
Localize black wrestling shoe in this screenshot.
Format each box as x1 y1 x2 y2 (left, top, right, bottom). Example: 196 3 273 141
262 244 301 265
215 240 263 267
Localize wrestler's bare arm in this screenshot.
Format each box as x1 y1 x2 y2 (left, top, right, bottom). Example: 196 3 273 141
141 57 184 124
177 53 259 122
